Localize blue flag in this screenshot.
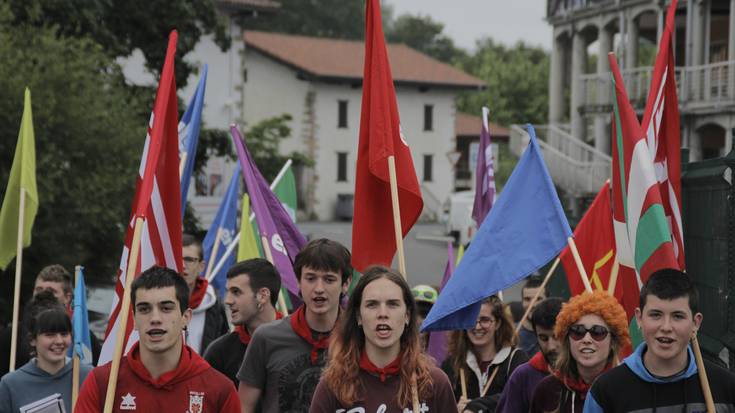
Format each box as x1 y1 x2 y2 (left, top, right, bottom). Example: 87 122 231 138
72 266 93 364
422 125 572 332
203 166 240 297
179 65 208 217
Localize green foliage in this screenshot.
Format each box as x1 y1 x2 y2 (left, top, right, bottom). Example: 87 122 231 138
243 0 365 40
6 0 229 88
385 14 467 63
0 19 146 288
241 114 312 182
456 38 550 127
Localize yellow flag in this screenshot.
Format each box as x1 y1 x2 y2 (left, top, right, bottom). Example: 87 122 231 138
0 88 39 270
455 244 465 267
237 194 261 261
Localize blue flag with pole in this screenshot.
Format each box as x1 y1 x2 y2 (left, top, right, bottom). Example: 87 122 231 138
203 166 240 296
72 266 93 364
179 65 208 217
422 125 572 332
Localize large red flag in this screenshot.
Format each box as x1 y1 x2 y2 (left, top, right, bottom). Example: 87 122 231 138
99 32 182 364
641 0 685 270
352 0 423 272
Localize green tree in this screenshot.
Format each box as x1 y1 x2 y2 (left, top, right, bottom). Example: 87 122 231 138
385 14 467 63
244 0 366 40
456 38 549 127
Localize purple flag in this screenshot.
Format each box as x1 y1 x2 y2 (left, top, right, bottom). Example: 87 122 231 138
471 107 496 227
427 242 454 364
230 125 306 296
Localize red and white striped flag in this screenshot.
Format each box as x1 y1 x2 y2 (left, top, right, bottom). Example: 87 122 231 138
99 32 182 365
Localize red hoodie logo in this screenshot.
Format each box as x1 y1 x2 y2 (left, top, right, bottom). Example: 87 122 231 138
187 391 204 413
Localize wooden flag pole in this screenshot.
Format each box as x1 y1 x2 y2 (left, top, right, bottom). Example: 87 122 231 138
411 375 421 413
387 156 407 277
178 152 188 180
260 236 289 315
204 228 223 282
607 255 620 295
9 188 26 373
567 237 593 292
515 257 560 335
72 265 82 410
103 217 145 413
691 335 716 413
459 368 468 400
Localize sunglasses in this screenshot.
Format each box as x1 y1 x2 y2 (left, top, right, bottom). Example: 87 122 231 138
568 324 610 342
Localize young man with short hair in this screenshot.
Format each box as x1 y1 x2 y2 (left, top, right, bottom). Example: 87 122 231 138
237 238 352 413
496 297 563 413
33 264 73 307
181 233 229 354
518 277 547 355
584 269 735 412
75 266 240 412
204 258 283 386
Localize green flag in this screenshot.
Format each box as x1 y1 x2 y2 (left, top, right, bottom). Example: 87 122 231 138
237 194 262 261
0 89 38 270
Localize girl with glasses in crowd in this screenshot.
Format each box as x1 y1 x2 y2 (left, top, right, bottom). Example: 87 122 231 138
530 290 630 413
309 266 457 413
442 295 529 413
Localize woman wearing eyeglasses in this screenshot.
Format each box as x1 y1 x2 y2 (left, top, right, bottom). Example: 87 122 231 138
529 291 630 413
442 295 528 413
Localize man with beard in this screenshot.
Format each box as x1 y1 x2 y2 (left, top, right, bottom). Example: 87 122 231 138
496 297 563 413
204 258 282 386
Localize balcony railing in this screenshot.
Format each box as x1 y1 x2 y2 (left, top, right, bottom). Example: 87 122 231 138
548 0 614 18
578 60 735 111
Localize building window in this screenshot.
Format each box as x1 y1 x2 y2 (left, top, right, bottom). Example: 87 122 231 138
337 152 348 182
423 154 433 182
338 100 348 128
423 104 433 131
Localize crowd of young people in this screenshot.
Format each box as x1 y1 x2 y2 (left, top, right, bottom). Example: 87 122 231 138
2 234 735 413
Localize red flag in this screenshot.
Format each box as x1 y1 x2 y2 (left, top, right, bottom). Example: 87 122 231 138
352 0 423 272
99 32 182 364
641 0 684 271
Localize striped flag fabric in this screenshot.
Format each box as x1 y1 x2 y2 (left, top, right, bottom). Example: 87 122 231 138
99 32 183 364
178 65 208 216
471 106 496 227
608 52 678 283
640 0 684 270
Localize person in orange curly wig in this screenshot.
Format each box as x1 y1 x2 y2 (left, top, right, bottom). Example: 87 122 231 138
529 291 630 413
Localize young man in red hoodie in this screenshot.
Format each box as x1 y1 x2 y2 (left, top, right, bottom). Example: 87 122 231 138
75 266 240 412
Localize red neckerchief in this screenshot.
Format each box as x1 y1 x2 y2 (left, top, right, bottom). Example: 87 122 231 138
235 311 284 345
553 362 613 398
529 351 550 373
188 278 208 309
126 342 209 390
359 351 402 382
289 305 331 365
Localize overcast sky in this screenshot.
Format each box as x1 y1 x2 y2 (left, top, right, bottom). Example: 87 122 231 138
385 0 552 52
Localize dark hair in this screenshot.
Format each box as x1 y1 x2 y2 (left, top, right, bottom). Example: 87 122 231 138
522 276 545 295
35 264 72 295
182 233 203 259
131 266 190 313
227 258 282 306
293 238 352 284
640 269 699 314
321 266 434 406
25 291 71 355
530 297 564 331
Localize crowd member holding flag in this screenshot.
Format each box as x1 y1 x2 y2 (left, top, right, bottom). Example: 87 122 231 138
204 258 283 387
518 277 547 356
180 234 229 355
411 284 438 351
496 297 563 413
442 295 528 413
76 267 239 413
310 266 457 413
0 291 91 413
530 291 630 413
237 238 351 412
584 270 735 413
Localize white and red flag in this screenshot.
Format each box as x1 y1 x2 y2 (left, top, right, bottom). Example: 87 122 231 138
99 32 182 364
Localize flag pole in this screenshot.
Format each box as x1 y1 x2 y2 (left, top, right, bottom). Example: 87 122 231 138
204 228 223 282
691 335 715 413
567 237 593 292
515 257 560 335
9 188 26 372
411 375 421 413
260 235 290 314
607 255 620 294
104 217 145 413
72 265 82 409
209 159 293 277
178 152 187 181
387 156 407 277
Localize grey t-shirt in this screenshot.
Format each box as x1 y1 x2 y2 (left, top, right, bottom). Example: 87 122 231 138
237 316 328 413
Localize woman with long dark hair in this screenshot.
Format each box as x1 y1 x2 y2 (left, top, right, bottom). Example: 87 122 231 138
310 266 457 412
442 295 528 412
530 291 630 413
